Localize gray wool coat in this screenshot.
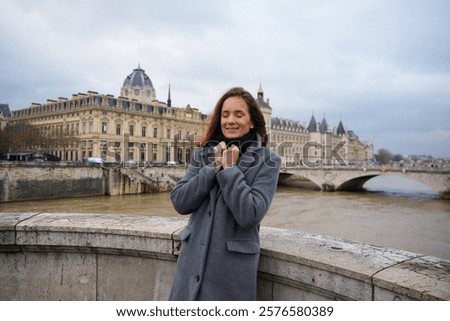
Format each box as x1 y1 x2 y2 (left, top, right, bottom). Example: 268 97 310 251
168 138 281 301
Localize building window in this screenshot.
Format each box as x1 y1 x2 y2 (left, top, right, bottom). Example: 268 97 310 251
153 128 158 138
166 129 171 139
116 124 121 135
186 149 191 163
165 146 170 162
142 126 147 137
94 96 103 105
82 122 87 134
102 122 108 134
129 125 134 136
108 98 117 107
153 143 158 161
89 122 93 133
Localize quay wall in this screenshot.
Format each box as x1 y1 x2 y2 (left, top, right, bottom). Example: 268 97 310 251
1 213 449 301
0 163 108 202
0 163 185 202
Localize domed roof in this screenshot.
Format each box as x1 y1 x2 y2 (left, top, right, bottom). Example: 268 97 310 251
123 65 154 88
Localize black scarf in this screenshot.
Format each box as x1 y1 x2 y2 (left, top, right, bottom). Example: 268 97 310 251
215 128 257 155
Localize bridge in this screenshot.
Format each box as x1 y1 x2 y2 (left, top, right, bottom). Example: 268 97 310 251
279 165 450 200
119 163 450 199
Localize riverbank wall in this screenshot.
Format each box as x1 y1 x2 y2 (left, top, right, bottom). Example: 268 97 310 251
0 163 108 202
1 213 449 301
0 163 185 202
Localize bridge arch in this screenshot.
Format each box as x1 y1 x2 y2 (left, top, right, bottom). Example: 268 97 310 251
368 172 446 199
336 175 380 191
278 172 321 190
279 170 382 192
280 167 450 199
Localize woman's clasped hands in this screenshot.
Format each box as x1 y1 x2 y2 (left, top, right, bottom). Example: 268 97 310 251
213 141 239 172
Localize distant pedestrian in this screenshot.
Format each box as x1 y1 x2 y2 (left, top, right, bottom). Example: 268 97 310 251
169 87 281 300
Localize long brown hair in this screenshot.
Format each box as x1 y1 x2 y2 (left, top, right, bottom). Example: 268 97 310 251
199 87 267 147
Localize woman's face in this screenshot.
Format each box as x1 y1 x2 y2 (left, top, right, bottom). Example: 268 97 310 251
220 96 254 139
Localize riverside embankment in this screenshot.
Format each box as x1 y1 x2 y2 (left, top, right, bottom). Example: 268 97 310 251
0 162 185 202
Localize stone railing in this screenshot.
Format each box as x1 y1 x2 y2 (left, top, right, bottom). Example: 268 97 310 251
1 213 449 300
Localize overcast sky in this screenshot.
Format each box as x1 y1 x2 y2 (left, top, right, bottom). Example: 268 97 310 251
1 0 449 157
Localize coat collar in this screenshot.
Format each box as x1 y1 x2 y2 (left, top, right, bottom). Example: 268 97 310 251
237 134 262 172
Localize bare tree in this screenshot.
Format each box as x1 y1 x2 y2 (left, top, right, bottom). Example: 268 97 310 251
0 122 44 152
376 148 393 165
43 126 79 160
0 123 79 160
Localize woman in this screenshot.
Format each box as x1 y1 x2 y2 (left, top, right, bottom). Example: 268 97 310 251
169 87 281 301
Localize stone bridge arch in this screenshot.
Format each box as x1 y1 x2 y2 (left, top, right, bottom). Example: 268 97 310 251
280 169 381 192
280 167 450 199
377 171 449 199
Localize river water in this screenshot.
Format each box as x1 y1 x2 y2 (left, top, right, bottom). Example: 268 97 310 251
1 175 449 260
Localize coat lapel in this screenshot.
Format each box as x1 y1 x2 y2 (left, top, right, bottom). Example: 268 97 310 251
237 139 261 174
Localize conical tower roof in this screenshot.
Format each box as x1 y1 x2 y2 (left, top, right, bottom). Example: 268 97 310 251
307 115 317 132
336 120 346 136
319 116 328 133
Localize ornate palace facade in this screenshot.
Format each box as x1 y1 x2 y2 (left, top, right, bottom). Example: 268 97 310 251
4 66 373 166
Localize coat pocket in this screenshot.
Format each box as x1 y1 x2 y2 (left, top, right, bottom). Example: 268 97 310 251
226 240 260 254
179 226 191 241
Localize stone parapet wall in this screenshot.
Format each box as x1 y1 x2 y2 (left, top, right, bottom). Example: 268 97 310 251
1 213 449 301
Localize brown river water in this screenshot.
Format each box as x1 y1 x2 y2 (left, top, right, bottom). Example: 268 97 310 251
1 176 449 260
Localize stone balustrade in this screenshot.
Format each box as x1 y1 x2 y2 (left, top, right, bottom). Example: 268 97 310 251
1 213 449 301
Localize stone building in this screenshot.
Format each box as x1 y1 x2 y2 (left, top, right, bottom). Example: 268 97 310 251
4 65 372 166
0 104 11 130
264 103 373 166
7 66 207 164
301 114 374 166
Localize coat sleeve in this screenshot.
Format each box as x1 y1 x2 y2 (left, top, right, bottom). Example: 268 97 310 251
216 149 281 230
170 149 218 214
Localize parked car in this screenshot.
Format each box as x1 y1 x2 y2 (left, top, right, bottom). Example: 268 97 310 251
83 157 103 164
